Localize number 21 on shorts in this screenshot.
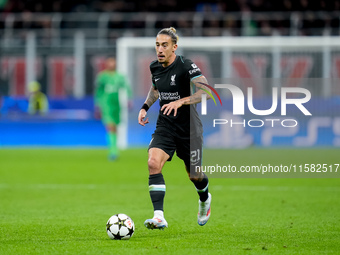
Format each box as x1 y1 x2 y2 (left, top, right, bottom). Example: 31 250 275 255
191 149 201 165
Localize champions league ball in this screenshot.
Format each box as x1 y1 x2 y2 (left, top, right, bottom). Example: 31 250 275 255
106 214 135 240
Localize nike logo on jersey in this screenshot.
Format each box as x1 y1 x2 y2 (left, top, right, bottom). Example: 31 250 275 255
155 78 160 82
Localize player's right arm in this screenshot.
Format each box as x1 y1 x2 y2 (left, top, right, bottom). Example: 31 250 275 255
138 85 159 126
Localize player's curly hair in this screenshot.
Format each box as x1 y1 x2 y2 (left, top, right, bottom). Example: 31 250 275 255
157 27 179 45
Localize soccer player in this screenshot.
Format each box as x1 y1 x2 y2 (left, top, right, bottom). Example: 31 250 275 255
28 81 49 115
138 27 212 229
95 57 132 160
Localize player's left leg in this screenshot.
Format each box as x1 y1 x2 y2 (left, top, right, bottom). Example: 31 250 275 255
188 167 211 226
177 135 211 226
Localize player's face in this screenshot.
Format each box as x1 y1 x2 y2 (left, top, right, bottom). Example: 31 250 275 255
155 34 177 67
106 58 116 71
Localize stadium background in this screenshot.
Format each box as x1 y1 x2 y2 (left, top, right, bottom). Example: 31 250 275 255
1 2 340 254
1 0 340 147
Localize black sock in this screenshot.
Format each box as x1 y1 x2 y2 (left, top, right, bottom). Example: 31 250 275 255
191 173 209 202
148 173 165 211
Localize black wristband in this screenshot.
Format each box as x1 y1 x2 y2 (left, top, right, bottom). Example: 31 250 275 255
141 103 149 112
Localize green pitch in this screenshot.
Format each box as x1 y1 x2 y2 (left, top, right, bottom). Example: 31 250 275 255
1 148 339 255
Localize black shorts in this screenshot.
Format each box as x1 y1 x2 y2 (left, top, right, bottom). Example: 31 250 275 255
148 127 203 169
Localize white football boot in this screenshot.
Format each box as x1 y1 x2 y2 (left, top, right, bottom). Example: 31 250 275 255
144 211 168 230
197 193 211 226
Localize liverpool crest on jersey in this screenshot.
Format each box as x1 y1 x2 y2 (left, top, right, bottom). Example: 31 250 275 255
170 74 176 86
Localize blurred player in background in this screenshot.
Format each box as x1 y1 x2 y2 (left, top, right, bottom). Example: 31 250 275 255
138 27 212 229
95 57 132 161
28 81 49 115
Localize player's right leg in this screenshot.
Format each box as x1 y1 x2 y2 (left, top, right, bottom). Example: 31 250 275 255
178 135 211 226
188 170 211 226
144 148 170 230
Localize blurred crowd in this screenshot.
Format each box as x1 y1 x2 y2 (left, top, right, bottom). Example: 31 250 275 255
0 0 339 38
2 0 339 13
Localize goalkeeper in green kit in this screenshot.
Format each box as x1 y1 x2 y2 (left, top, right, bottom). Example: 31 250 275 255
94 57 132 160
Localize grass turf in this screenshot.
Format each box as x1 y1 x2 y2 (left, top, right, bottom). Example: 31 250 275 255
0 148 339 254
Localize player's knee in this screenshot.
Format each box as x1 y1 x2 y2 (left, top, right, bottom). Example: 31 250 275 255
148 157 162 174
185 164 198 181
189 175 200 182
189 169 205 182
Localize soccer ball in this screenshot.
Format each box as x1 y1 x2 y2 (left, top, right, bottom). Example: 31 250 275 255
106 214 135 240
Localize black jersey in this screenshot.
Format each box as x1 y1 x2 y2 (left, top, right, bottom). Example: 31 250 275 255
150 55 203 138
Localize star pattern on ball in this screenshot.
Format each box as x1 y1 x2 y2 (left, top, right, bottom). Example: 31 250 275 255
127 226 134 237
114 218 126 230
106 222 113 231
106 214 134 240
112 233 122 240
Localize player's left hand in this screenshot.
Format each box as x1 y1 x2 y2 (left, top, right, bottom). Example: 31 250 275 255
161 100 183 116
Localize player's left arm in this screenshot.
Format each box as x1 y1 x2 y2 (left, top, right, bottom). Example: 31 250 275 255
161 75 211 116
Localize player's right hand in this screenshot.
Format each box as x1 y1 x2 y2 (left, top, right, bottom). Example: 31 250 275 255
138 109 149 126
